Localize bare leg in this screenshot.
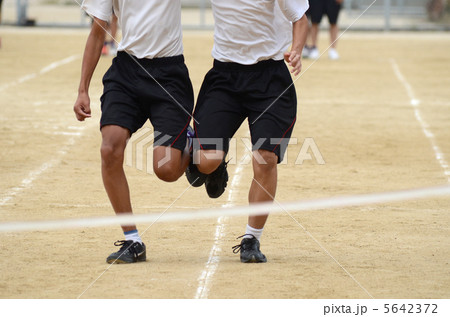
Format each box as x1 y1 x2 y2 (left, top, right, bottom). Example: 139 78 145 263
330 23 339 48
101 125 135 233
305 22 312 47
195 149 225 175
248 150 278 229
153 145 190 182
310 23 320 48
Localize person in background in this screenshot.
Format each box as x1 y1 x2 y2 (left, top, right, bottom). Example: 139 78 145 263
0 0 3 48
303 0 343 60
102 14 118 56
0 0 3 24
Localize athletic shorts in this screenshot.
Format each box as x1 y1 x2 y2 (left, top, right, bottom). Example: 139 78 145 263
100 52 194 151
309 0 342 25
193 59 297 163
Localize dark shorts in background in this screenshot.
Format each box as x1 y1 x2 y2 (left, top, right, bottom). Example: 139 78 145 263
193 59 297 163
309 0 342 25
100 52 194 151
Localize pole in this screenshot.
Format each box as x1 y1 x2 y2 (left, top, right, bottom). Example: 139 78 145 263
199 0 206 28
16 0 28 25
384 0 391 31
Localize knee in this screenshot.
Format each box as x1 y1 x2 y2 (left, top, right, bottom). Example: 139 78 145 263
197 159 222 175
194 150 224 175
153 162 181 182
100 143 124 169
253 150 277 175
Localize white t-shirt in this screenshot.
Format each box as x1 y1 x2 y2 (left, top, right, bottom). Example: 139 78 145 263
211 0 309 65
82 0 183 59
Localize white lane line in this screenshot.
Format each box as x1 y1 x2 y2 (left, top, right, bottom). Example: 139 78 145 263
39 55 80 75
17 73 37 84
46 203 199 210
194 216 228 299
390 59 450 182
0 122 93 207
195 156 247 299
68 126 86 130
0 53 86 205
53 131 83 136
0 160 59 206
0 54 80 92
0 147 70 207
302 99 450 107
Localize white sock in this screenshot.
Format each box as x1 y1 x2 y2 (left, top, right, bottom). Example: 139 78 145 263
124 229 143 244
244 224 263 241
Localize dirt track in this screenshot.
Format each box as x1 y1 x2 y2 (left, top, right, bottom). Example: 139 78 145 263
0 28 449 299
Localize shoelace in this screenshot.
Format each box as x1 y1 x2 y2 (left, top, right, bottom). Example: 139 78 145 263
114 240 139 258
231 234 256 254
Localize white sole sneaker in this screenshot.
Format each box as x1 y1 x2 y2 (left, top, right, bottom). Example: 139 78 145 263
302 47 311 58
328 48 340 60
308 48 320 60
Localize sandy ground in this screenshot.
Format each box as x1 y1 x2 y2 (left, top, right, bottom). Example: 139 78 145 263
0 28 449 300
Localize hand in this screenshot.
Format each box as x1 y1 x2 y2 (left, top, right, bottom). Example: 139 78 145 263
284 50 302 76
336 0 344 4
73 92 92 121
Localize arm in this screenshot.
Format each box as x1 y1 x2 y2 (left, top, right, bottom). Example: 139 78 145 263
284 14 308 76
73 17 108 121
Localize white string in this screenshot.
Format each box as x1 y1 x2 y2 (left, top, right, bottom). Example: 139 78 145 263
0 184 449 233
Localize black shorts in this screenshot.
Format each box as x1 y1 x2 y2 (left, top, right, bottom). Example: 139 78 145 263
193 59 297 163
309 0 342 25
100 52 194 151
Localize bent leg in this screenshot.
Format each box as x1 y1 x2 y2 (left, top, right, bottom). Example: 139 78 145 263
101 125 135 233
194 149 225 175
153 145 190 182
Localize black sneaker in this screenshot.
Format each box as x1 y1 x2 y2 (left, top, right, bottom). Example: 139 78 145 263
185 126 207 187
205 159 228 198
186 160 207 187
232 235 267 263
106 240 146 264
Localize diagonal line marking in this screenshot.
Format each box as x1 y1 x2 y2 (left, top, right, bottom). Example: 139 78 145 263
77 179 198 299
251 0 378 125
72 0 197 125
194 153 249 299
389 58 450 183
251 177 375 299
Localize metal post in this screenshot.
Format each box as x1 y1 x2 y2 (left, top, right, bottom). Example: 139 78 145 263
398 0 405 15
199 0 206 28
16 0 28 25
384 0 391 31
344 0 352 10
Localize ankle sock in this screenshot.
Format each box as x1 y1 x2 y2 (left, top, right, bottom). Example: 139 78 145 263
124 229 143 244
244 224 263 241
